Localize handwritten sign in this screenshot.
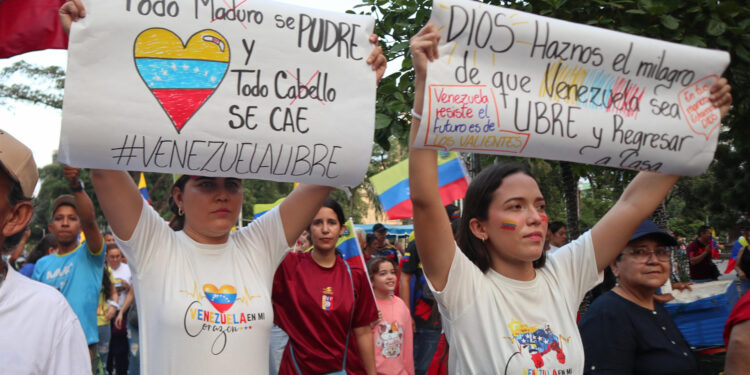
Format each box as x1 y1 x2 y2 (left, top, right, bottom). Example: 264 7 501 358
415 0 730 176
58 0 376 188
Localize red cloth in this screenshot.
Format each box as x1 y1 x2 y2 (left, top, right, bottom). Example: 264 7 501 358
273 252 379 375
0 0 68 58
426 333 449 375
724 292 750 346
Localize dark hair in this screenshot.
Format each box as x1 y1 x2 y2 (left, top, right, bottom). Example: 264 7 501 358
549 221 566 234
26 234 58 265
168 175 190 231
103 231 113 237
102 266 114 300
455 163 546 273
367 256 398 280
106 243 121 254
323 198 345 226
3 172 31 251
697 225 711 237
739 246 750 277
308 198 346 231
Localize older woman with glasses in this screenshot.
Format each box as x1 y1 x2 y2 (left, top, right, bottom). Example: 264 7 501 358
578 220 697 375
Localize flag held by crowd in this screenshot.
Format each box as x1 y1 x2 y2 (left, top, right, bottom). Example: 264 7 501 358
138 173 151 204
370 152 469 220
253 198 285 219
337 218 369 271
725 236 749 274
0 0 68 58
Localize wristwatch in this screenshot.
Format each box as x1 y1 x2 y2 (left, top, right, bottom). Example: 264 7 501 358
71 179 84 192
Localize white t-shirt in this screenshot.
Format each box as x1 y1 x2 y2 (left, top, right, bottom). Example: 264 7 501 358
429 231 602 374
0 262 91 374
116 200 289 374
110 263 132 307
548 244 560 253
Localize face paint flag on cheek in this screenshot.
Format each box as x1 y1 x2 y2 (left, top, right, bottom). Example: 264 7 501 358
540 215 548 224
501 220 517 231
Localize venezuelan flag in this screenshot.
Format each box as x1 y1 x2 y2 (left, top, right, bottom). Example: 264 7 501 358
711 229 720 259
370 152 469 220
337 218 368 270
253 198 285 219
138 173 151 204
725 236 749 273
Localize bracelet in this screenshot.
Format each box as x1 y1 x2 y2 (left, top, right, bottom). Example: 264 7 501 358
107 300 120 310
411 108 423 121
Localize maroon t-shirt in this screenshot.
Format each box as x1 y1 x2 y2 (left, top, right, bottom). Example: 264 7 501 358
273 252 379 375
686 239 714 280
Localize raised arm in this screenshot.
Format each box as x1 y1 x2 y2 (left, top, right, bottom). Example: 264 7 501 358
90 170 144 241
63 165 102 253
408 24 455 291
591 78 732 272
278 34 386 247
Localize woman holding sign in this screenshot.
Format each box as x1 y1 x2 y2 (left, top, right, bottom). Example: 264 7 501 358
58 1 386 374
407 23 731 374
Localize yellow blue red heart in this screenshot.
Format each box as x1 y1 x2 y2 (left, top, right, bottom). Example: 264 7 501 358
202 283 237 313
134 28 230 133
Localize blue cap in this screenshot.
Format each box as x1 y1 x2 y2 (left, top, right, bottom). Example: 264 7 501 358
629 219 677 246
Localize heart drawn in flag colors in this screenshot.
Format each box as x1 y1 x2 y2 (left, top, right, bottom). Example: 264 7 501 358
202 283 237 313
134 28 230 133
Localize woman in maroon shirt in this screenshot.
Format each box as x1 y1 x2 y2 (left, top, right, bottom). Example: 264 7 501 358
273 198 379 375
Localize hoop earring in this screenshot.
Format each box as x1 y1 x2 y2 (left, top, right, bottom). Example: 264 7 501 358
178 207 184 216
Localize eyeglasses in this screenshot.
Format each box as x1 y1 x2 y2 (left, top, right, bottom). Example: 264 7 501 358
625 247 671 262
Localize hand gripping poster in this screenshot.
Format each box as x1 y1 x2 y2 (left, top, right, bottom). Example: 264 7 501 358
415 0 730 176
59 0 377 188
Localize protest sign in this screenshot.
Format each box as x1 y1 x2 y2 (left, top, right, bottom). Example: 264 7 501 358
415 0 730 176
58 0 376 188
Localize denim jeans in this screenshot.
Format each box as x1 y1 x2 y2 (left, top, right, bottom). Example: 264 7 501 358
127 323 140 375
413 329 441 375
97 324 111 375
269 324 289 375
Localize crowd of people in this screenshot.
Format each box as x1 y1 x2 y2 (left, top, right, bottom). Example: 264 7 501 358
0 1 747 374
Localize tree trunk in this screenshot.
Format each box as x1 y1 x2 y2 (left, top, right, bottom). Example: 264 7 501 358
650 202 669 231
560 161 580 239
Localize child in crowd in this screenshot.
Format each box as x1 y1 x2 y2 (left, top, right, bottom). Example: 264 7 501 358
369 257 414 375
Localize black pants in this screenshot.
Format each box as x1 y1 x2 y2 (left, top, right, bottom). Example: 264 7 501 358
107 311 129 375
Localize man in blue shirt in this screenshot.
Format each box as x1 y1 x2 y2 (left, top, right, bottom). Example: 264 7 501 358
33 166 104 364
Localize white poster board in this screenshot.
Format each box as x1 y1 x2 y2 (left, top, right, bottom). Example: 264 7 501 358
416 0 730 176
59 0 376 188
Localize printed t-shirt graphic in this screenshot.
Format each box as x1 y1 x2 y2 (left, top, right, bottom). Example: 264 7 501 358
506 319 568 369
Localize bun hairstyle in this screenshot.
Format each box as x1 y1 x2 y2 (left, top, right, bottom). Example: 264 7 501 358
168 175 191 231
455 163 546 273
